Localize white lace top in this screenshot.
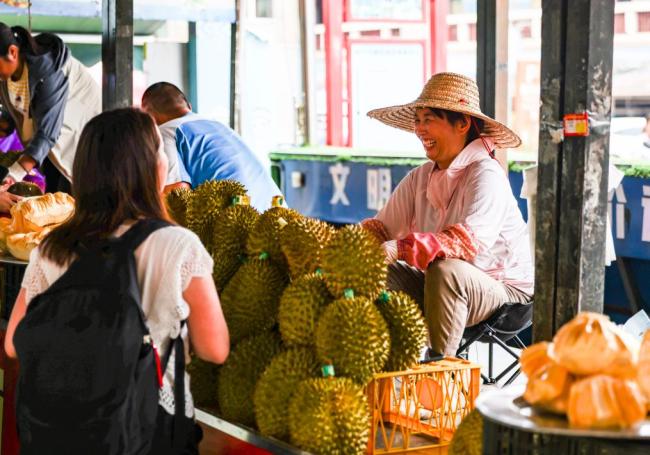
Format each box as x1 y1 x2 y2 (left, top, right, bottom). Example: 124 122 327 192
21 224 215 418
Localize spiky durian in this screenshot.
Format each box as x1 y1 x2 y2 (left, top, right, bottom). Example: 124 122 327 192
220 257 289 344
187 357 219 411
320 225 387 299
448 409 483 455
246 206 301 270
315 296 390 384
288 378 369 455
212 204 260 290
278 273 332 347
165 187 193 227
8 181 43 197
279 217 334 278
376 291 428 371
186 180 247 245
253 348 320 439
217 331 282 427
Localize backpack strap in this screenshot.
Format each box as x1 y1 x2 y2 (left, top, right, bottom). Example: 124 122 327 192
160 322 188 452
119 218 172 252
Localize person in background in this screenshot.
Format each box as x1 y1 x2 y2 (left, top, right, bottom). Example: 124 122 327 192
0 108 23 212
141 82 284 212
4 108 229 451
0 24 101 192
362 72 533 359
644 113 650 149
0 107 22 152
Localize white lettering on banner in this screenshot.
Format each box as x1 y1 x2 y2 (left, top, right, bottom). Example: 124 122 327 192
329 162 351 206
367 170 378 210
614 184 627 240
378 169 392 210
366 168 392 211
642 186 650 242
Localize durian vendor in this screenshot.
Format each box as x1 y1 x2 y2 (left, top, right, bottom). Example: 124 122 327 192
362 72 533 358
0 24 101 193
141 82 284 211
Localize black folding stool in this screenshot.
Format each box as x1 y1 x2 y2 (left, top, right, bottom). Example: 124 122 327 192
455 301 533 386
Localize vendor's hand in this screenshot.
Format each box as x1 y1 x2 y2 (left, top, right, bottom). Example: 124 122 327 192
0 191 22 213
2 175 15 188
382 240 399 265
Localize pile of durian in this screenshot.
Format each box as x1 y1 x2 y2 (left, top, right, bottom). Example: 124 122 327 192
166 181 428 454
521 312 650 429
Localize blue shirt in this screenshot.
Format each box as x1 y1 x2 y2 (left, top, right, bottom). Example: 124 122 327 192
160 113 283 212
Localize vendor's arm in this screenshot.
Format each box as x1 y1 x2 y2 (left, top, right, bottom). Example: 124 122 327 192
395 165 508 269
361 169 417 243
8 72 69 181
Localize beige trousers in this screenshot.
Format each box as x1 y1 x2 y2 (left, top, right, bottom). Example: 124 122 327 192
387 259 532 356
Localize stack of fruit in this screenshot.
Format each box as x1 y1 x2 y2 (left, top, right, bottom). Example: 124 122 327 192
521 312 650 429
166 180 429 454
0 192 74 260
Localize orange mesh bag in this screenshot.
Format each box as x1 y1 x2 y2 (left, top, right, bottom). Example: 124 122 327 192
553 312 638 378
568 375 646 429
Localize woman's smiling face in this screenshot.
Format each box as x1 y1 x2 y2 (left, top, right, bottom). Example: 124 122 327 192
414 108 469 168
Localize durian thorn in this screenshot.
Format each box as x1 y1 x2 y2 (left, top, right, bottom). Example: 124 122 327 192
344 288 355 299
379 291 391 303
259 252 269 260
276 217 288 229
314 268 323 276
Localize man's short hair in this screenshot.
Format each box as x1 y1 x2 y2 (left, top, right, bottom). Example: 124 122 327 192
141 82 191 115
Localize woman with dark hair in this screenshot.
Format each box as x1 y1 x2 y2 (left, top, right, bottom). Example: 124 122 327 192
0 24 101 193
4 108 229 452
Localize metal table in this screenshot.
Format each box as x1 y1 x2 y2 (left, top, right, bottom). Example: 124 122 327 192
477 385 650 454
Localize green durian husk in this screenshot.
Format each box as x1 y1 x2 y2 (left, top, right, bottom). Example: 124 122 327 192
278 273 332 347
246 206 301 271
288 377 369 455
217 331 282 427
279 216 334 278
315 296 390 385
165 187 193 227
448 409 484 455
211 204 260 290
187 357 220 411
220 258 289 344
253 348 320 440
320 225 387 299
376 291 428 372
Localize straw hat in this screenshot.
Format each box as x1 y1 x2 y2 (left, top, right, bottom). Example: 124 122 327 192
367 72 521 148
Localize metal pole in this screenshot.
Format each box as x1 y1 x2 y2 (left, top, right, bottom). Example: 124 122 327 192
298 0 317 146
323 0 344 146
187 22 198 112
476 0 496 117
102 0 133 110
534 0 615 340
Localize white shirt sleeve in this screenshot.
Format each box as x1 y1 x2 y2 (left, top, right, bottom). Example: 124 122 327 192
21 247 51 305
158 123 183 185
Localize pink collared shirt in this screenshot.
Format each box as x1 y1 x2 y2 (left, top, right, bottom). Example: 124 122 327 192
375 138 534 294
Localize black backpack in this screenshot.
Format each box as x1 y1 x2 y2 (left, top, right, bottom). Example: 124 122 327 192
13 219 179 455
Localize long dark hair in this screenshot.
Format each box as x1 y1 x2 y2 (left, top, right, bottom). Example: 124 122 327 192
40 108 169 265
0 23 42 57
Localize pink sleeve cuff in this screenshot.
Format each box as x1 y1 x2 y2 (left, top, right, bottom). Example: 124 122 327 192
396 223 479 270
360 218 391 244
